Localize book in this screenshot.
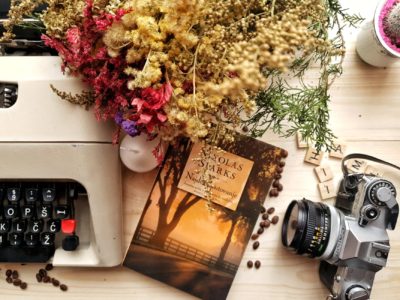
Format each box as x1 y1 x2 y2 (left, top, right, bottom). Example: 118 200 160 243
124 132 286 300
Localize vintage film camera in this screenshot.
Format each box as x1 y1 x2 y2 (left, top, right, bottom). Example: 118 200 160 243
281 154 399 300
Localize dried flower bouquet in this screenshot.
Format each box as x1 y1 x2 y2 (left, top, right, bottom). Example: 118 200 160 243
1 0 362 150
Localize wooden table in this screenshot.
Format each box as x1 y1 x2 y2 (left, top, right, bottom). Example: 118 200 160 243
2 0 400 299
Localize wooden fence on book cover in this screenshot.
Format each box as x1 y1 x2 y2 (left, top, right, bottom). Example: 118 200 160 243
134 227 239 275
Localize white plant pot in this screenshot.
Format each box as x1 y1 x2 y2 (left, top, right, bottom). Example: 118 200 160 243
356 0 400 67
119 134 165 173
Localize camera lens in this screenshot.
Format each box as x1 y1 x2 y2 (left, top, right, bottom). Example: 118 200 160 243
282 199 331 258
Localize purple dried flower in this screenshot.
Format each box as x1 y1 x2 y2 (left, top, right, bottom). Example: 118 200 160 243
114 111 124 126
122 119 139 137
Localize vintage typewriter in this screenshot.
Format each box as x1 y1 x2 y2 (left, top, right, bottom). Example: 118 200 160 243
0 2 123 266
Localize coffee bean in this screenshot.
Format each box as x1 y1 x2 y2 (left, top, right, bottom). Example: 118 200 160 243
45 264 54 271
242 126 249 133
279 161 286 168
247 260 254 268
43 276 50 283
5 269 12 277
281 150 289 158
39 269 47 277
251 233 259 240
52 278 60 287
273 180 280 188
269 188 279 197
275 174 282 180
12 270 18 279
260 206 266 214
277 183 283 192
253 241 260 250
257 227 264 235
272 215 279 225
267 207 275 215
36 273 42 283
260 221 266 228
13 279 21 286
262 213 269 220
20 282 27 290
276 167 284 174
6 277 12 284
264 220 271 228
255 260 261 269
60 284 68 292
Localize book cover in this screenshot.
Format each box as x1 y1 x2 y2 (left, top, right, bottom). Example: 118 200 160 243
124 132 285 299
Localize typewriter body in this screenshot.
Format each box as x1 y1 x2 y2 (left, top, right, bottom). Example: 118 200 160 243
0 5 123 266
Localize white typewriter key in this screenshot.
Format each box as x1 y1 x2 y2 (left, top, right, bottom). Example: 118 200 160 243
120 134 165 173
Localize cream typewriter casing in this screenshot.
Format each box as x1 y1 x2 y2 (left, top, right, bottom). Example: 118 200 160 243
0 56 123 267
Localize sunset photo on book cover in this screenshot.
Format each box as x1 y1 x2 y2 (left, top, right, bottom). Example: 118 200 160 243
124 134 285 300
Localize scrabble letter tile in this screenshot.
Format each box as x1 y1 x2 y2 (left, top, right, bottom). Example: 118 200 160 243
318 181 336 200
314 165 334 183
347 159 367 173
304 148 324 166
365 165 384 177
296 132 309 149
329 143 347 159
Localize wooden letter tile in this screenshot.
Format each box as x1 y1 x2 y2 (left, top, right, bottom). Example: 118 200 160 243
318 181 336 200
304 148 324 166
347 159 367 173
314 165 334 183
296 132 308 149
365 165 384 177
329 143 347 159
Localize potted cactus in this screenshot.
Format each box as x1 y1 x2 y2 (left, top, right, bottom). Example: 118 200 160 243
357 0 400 67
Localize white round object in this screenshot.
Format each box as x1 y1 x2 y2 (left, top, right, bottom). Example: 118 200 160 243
119 134 164 173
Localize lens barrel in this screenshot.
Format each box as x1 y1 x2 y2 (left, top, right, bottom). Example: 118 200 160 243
282 199 331 258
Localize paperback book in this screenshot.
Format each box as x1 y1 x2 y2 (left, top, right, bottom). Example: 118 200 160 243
124 132 286 299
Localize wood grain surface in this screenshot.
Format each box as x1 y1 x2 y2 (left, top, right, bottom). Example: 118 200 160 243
2 1 400 299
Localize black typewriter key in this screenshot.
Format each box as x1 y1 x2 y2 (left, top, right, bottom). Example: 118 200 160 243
62 235 79 251
21 205 34 219
47 219 60 233
38 204 52 219
25 187 39 202
25 233 40 247
12 220 26 233
7 186 21 202
28 220 43 233
4 205 18 219
40 232 55 246
54 205 70 219
9 233 23 247
0 233 7 246
0 220 10 233
42 186 56 202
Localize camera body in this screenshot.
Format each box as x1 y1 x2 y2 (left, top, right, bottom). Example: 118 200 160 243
282 156 399 300
320 174 398 300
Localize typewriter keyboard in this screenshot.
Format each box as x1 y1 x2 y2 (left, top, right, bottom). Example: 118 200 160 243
0 180 83 262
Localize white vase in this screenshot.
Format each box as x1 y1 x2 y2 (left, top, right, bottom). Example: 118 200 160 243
356 0 400 67
119 134 165 173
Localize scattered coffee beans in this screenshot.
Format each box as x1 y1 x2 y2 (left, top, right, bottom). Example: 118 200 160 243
6 269 12 277
272 181 280 188
272 215 280 225
275 174 282 180
261 213 269 220
6 277 13 284
257 227 264 235
260 206 266 214
255 260 261 269
36 273 43 283
267 207 275 215
276 167 284 174
43 276 51 283
39 269 47 277
247 260 254 268
281 150 289 158
20 282 27 290
269 188 279 197
12 270 18 279
253 241 260 250
263 220 271 228
279 161 286 168
251 233 259 240
52 278 60 287
60 284 68 292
